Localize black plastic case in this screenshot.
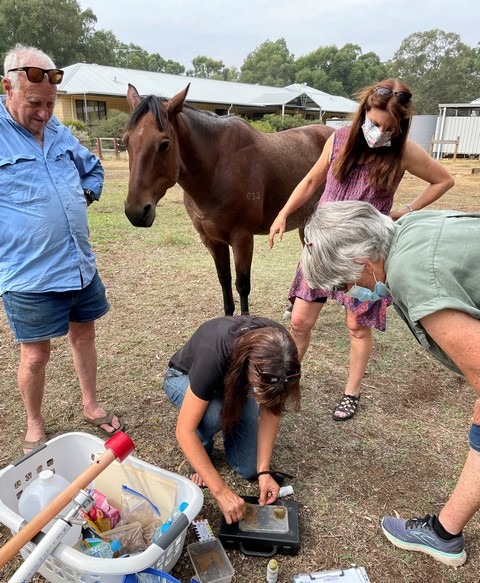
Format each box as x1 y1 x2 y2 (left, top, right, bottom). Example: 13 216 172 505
219 495 300 557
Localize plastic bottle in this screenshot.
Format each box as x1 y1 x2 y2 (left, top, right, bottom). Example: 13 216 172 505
18 470 72 524
85 539 121 558
159 501 189 534
266 558 279 583
18 469 81 546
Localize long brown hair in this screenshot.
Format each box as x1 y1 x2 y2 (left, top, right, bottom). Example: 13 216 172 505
221 326 301 433
332 78 413 192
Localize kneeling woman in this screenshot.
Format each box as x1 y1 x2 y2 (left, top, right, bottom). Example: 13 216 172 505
163 315 301 524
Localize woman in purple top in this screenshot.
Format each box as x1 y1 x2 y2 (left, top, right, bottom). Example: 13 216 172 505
269 78 454 420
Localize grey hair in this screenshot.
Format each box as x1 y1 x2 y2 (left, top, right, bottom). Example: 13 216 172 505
301 201 395 290
3 44 55 91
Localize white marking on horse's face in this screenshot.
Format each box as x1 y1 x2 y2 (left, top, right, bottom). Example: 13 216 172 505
137 126 144 137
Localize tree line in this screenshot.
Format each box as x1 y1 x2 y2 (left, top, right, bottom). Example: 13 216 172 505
0 0 478 114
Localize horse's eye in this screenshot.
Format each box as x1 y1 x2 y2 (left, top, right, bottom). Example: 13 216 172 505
157 140 170 153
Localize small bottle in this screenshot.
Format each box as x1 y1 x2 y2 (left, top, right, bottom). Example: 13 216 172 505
266 558 279 583
85 539 121 558
159 501 189 534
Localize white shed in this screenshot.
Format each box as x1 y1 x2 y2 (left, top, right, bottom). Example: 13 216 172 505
432 100 480 158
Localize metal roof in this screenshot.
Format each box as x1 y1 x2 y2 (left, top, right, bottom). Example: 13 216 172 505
438 99 480 108
57 63 358 114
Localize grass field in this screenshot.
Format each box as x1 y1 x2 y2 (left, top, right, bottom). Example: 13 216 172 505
1 159 479 582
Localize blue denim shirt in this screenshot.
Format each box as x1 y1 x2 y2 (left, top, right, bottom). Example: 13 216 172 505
0 97 104 294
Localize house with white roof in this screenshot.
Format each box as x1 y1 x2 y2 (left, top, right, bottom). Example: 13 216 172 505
54 63 359 128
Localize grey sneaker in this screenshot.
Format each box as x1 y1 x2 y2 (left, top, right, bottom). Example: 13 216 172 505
381 514 466 567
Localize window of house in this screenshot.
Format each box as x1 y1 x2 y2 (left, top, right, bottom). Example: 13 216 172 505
75 99 107 127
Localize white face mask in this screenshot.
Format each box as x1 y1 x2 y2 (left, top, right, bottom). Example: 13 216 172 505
361 115 393 148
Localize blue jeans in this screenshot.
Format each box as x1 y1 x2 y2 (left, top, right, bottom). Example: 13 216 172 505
163 368 259 479
2 271 109 342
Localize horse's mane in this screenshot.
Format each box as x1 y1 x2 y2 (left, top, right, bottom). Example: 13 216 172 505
125 95 169 133
125 94 250 134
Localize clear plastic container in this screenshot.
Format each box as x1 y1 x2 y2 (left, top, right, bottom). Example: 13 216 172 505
17 469 81 546
239 503 289 534
187 538 234 583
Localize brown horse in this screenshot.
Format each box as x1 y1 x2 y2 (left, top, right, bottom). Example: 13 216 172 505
124 84 333 315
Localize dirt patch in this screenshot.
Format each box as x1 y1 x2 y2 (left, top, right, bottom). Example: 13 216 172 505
0 160 479 582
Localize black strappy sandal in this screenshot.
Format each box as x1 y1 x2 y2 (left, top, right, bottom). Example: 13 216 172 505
332 394 360 421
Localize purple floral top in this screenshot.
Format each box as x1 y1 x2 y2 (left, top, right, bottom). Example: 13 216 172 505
289 126 404 331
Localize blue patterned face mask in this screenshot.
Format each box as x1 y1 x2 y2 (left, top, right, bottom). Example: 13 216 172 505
361 115 392 148
345 273 389 302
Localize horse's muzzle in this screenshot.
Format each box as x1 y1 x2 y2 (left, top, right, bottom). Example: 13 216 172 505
124 201 156 227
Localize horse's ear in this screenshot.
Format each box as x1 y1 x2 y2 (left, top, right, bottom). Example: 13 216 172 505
127 83 142 111
166 84 190 118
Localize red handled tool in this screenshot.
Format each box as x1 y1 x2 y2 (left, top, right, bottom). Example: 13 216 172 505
0 431 134 569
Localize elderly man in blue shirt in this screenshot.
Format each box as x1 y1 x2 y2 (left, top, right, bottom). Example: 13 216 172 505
0 44 124 452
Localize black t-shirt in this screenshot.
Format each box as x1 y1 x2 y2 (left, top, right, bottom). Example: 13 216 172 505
168 315 286 401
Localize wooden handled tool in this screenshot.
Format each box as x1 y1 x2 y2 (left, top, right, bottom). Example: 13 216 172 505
0 431 135 568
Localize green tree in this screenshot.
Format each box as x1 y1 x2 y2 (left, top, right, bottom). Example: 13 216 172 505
240 38 295 87
162 59 186 75
146 53 185 75
187 55 225 78
95 109 129 138
186 56 238 81
294 44 388 96
0 0 96 67
0 0 187 75
221 66 240 82
82 29 120 66
114 43 149 70
389 29 479 113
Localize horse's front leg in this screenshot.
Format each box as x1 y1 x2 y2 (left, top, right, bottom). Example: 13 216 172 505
203 238 235 316
184 197 235 316
231 232 254 315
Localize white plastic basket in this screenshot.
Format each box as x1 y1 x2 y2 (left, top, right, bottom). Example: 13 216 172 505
0 432 203 583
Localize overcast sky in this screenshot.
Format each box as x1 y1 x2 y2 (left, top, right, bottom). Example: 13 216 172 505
78 0 479 69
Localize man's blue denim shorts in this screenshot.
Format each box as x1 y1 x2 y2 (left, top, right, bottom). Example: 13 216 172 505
469 423 480 453
1 271 110 343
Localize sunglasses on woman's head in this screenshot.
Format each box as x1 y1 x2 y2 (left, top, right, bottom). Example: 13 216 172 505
7 67 64 85
374 86 412 105
254 362 300 386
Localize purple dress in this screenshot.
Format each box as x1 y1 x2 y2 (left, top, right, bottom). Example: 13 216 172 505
289 126 404 331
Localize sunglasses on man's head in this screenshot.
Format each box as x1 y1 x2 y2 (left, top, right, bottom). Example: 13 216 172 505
254 362 300 386
374 86 412 105
7 67 64 85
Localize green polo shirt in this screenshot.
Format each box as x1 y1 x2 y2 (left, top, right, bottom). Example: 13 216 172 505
385 210 480 374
